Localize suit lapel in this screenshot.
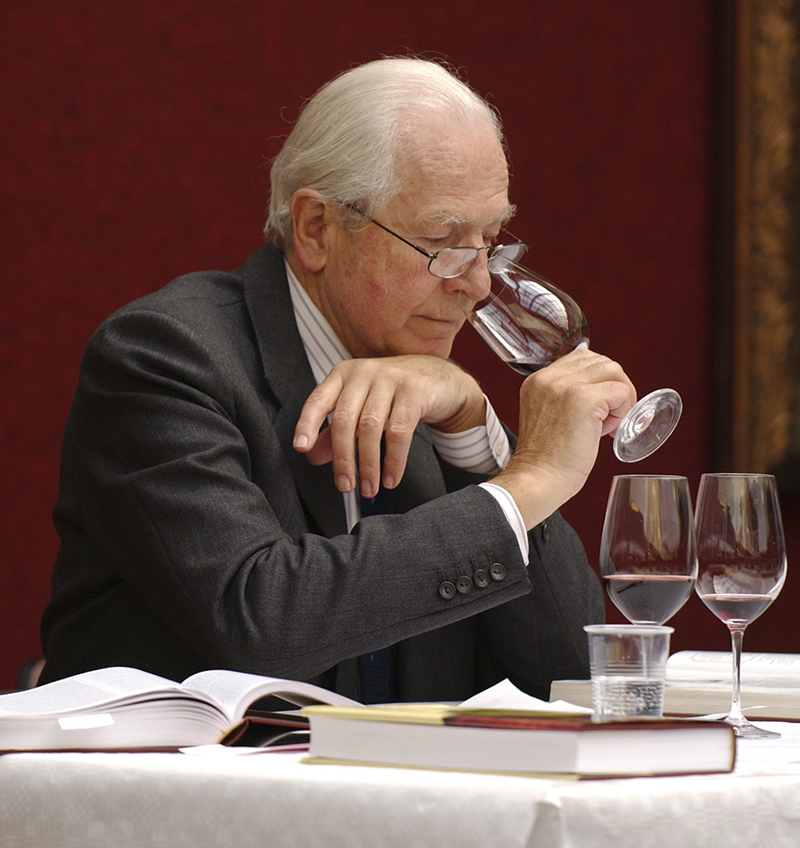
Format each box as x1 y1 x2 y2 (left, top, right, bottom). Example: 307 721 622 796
240 245 347 537
393 426 448 513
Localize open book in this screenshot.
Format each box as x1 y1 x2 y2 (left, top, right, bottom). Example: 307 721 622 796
0 667 360 751
550 651 800 720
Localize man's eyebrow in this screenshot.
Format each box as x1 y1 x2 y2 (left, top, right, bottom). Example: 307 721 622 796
421 204 517 229
498 204 517 226
418 211 468 228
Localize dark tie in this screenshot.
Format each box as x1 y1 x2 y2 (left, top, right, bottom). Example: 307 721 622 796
357 485 398 704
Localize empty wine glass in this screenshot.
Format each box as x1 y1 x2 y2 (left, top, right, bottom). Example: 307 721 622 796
467 259 682 462
694 473 787 739
600 475 697 625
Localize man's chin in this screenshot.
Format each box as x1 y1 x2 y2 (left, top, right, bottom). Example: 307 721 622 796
416 339 455 359
409 321 463 357
384 338 454 359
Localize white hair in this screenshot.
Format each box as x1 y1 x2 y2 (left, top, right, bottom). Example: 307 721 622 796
265 57 505 247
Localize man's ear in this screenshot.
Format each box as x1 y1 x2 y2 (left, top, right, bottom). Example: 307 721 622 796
290 189 333 272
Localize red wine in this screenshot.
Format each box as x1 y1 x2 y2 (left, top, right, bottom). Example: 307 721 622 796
603 573 694 625
508 359 546 376
467 307 581 377
700 593 773 627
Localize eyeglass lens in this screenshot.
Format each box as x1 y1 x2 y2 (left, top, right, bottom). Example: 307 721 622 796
429 243 526 278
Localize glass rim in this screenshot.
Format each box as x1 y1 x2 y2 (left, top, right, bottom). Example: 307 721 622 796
583 624 675 635
699 472 776 479
611 474 689 481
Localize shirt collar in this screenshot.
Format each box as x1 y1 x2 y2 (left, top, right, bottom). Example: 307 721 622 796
285 260 351 385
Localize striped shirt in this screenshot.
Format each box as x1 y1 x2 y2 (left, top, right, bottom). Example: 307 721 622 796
286 261 528 561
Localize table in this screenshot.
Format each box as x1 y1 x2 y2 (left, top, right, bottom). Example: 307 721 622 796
2 723 800 848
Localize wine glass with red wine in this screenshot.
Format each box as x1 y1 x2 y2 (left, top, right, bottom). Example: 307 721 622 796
467 259 682 461
694 473 787 739
600 475 697 627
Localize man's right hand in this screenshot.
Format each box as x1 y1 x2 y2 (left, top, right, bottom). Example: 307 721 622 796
490 347 636 530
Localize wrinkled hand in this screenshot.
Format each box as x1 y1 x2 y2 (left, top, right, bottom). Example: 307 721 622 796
293 355 486 498
492 347 636 529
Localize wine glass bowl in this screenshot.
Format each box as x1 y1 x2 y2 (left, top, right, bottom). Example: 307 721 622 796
467 259 682 461
469 260 588 375
694 473 787 739
599 475 697 625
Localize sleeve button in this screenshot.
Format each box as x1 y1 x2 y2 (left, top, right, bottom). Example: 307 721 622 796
473 569 490 588
456 576 473 594
489 563 506 581
438 581 456 600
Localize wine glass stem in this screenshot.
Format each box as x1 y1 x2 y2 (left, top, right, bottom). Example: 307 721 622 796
728 625 746 723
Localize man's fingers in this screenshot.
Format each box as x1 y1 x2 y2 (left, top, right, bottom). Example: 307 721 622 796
327 388 368 493
293 375 344 453
354 390 394 499
598 379 638 437
303 427 333 466
379 415 416 491
293 355 485 494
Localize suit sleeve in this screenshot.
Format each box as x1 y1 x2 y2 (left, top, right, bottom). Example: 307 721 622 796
438 459 605 700
46 302 534 681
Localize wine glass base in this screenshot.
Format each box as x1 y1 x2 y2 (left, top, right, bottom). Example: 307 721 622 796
613 389 682 462
726 715 781 739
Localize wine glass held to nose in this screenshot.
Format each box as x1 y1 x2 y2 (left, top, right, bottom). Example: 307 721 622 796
466 257 683 462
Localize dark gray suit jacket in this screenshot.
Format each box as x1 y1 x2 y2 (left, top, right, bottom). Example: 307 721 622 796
40 243 604 701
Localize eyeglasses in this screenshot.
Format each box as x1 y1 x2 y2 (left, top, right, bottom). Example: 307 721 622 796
338 201 527 279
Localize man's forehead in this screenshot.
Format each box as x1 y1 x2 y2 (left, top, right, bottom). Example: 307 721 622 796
389 116 512 229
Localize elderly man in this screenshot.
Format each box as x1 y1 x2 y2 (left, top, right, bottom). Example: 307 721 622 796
40 57 634 702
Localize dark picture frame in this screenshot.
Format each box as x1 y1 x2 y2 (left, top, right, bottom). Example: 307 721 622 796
714 0 800 489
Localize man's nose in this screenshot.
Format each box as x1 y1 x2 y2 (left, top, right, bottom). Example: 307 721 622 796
448 253 492 303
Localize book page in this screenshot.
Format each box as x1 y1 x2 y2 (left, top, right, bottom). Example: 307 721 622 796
0 667 183 717
181 670 360 723
458 678 591 714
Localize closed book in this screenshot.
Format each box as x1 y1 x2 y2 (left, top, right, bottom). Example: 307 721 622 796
301 703 736 777
551 651 800 721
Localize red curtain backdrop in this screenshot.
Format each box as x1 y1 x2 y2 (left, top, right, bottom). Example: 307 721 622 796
2 0 791 691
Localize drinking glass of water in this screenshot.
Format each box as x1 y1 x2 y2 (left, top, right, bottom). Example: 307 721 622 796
584 624 674 720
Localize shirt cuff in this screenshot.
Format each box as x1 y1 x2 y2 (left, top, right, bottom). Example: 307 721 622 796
478 482 530 565
427 395 511 474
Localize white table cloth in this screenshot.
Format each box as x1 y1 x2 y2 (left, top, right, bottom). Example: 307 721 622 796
2 722 800 848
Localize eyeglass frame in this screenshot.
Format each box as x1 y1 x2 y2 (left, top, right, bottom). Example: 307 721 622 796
336 200 527 279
